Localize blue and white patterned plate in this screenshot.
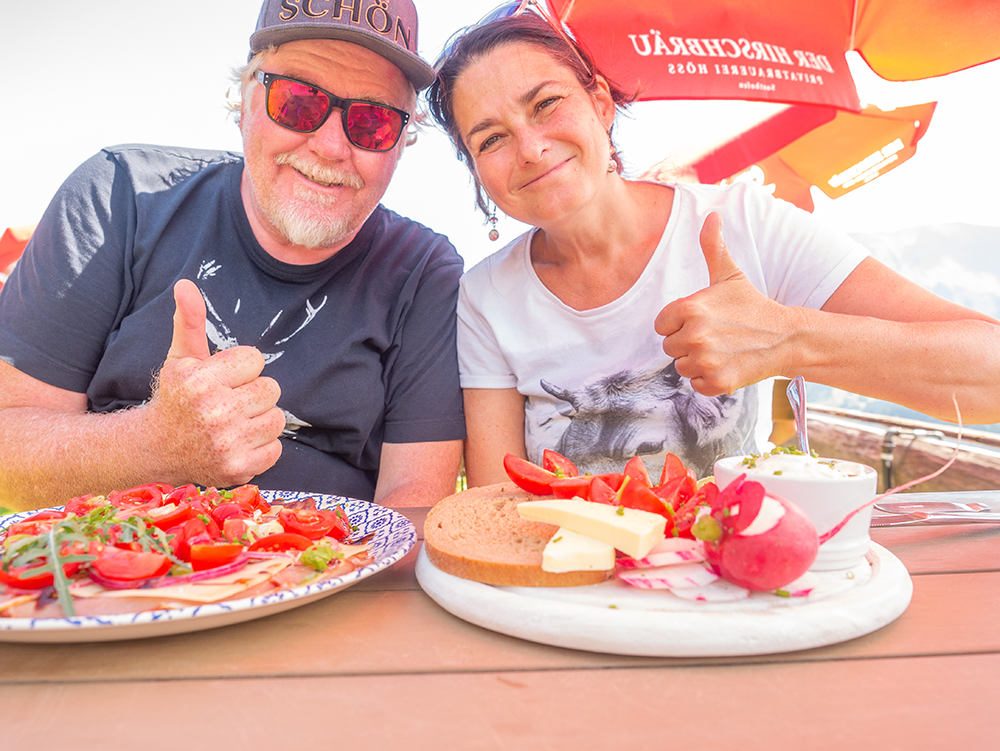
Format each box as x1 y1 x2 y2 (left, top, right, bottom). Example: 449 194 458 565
0 491 415 643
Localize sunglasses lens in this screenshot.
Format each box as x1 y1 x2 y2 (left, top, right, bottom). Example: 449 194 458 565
481 0 527 24
438 2 526 67
346 102 405 151
266 78 330 132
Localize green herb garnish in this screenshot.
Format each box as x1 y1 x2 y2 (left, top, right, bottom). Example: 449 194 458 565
299 540 344 572
2 505 181 618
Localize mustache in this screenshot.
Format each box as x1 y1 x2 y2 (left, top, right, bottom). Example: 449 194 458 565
274 153 365 190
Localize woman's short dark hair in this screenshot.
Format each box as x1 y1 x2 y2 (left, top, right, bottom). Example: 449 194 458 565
426 13 635 217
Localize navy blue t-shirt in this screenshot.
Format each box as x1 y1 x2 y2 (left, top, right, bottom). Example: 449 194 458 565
0 145 466 500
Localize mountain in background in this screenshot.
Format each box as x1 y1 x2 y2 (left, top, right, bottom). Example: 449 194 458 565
807 223 1000 433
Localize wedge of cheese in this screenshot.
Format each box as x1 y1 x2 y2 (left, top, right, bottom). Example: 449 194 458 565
518 500 665 559
542 527 615 574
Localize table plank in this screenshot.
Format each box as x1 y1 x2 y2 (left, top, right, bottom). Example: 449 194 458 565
1 653 998 749
873 523 1000 574
3 568 1000 683
869 488 1000 576
894 490 1000 509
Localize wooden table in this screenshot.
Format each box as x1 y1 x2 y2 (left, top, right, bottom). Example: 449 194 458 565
2 492 1000 749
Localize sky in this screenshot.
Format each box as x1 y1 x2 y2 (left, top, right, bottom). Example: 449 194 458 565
4 0 999 272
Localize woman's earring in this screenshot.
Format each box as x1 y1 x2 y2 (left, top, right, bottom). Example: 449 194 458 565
488 208 499 242
608 145 618 173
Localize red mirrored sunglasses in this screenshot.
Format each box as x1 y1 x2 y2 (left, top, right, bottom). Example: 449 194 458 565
256 71 410 152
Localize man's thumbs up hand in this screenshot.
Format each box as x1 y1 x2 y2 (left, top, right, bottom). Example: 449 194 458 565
144 280 285 487
166 278 212 363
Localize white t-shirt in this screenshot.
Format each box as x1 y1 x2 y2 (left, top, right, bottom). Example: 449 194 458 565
458 181 868 479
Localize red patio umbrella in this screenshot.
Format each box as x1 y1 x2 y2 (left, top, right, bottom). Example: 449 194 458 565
546 0 1000 111
0 225 34 273
644 101 938 212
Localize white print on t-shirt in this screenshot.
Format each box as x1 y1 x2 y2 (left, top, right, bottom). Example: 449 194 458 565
197 285 327 364
195 272 326 438
530 361 758 478
199 260 222 279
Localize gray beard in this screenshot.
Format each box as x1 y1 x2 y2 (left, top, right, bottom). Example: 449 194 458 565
262 154 368 249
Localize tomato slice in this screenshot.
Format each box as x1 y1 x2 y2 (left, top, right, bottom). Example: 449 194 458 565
108 483 170 515
277 507 342 540
211 502 250 526
617 476 670 516
199 487 223 506
550 475 594 500
652 474 697 511
64 493 109 517
189 542 244 571
623 456 652 487
90 548 172 581
222 518 250 544
327 505 351 541
163 484 200 505
168 517 218 562
672 488 718 538
228 484 270 514
0 565 55 589
659 453 688 485
0 555 83 589
150 500 202 531
588 476 618 506
5 510 69 537
591 472 624 492
542 449 579 479
248 532 314 552
502 454 558 496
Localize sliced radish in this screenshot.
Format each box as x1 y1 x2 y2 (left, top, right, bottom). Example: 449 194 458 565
668 578 751 602
776 571 821 597
616 538 705 569
617 562 719 590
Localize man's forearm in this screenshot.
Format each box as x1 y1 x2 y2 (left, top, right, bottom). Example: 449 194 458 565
0 405 167 511
374 440 463 508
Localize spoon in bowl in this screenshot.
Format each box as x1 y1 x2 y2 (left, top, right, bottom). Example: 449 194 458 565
786 376 810 455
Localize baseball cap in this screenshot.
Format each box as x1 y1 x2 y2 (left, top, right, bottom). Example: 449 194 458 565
250 0 436 90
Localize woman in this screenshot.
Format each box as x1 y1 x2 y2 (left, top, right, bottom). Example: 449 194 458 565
427 9 1000 485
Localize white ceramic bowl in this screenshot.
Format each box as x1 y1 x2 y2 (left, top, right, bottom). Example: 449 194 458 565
713 455 878 571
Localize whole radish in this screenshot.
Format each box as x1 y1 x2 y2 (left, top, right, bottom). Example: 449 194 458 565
691 474 819 591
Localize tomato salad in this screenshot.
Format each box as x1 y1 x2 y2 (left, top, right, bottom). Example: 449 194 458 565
504 449 715 538
0 483 370 619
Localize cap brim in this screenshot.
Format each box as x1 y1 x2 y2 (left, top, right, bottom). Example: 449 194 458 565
250 25 436 90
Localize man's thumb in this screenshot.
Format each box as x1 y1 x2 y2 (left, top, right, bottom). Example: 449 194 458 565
166 279 210 362
700 212 740 285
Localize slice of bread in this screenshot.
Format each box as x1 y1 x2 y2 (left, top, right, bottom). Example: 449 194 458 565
423 482 613 587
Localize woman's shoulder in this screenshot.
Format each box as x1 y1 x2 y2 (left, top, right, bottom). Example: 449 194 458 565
655 180 806 239
664 179 773 207
460 229 534 289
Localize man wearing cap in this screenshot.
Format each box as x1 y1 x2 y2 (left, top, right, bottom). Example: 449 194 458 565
0 0 465 511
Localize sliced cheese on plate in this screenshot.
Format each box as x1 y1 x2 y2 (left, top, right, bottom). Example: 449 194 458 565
518 499 665 559
542 527 615 573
